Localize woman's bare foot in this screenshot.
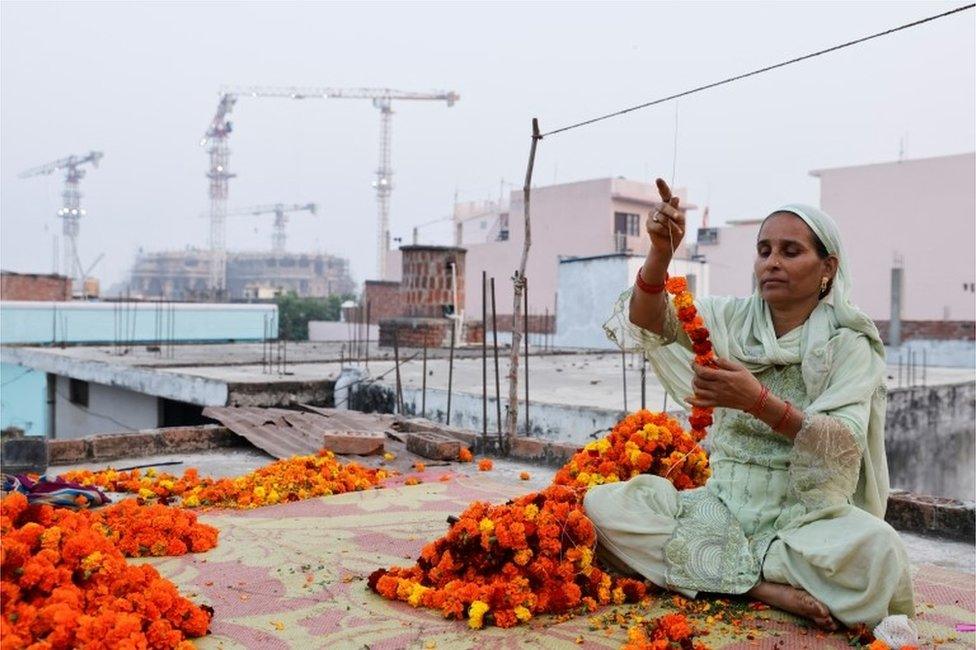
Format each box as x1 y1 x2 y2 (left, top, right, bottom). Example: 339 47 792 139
747 581 837 631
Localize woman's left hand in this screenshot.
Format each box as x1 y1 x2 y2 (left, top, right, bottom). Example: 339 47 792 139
687 357 763 411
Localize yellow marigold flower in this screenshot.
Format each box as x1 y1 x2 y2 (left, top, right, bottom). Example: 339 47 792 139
579 547 593 570
138 487 154 499
408 583 429 607
577 472 591 485
514 606 532 622
468 600 490 629
478 517 494 535
523 504 539 521
40 526 62 550
158 479 174 491
267 489 280 505
584 441 598 452
595 439 611 453
514 549 533 566
81 551 103 574
253 486 266 500
183 494 201 508
146 468 157 478
383 452 396 461
612 586 625 604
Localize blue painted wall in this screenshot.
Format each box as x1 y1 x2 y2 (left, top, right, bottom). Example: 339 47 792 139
0 301 277 436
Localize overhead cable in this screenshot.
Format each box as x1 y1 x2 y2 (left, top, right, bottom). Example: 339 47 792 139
541 4 975 137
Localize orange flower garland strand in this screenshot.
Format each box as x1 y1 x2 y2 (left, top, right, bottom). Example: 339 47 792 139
665 276 716 441
61 449 390 509
0 492 212 649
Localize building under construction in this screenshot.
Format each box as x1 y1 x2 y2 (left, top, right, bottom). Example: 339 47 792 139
128 249 355 301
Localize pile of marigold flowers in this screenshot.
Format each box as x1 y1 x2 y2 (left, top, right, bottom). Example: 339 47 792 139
0 492 213 649
554 409 711 492
369 483 649 629
61 449 390 509
84 499 218 557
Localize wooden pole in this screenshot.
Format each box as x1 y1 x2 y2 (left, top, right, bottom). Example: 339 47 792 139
421 334 428 418
505 118 541 449
490 277 502 450
393 329 403 414
524 277 529 435
447 319 456 425
482 270 488 450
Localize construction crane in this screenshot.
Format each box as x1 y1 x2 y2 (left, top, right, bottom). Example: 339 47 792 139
224 203 317 253
209 85 459 282
200 94 237 298
19 151 104 288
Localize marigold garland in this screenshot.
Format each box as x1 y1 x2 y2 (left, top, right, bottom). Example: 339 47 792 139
621 612 710 649
61 449 389 509
665 275 716 441
0 492 212 649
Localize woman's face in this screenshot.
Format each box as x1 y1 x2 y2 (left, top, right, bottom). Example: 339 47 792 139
754 212 836 307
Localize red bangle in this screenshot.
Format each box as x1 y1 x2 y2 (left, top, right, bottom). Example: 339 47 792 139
635 270 667 294
773 401 793 432
748 385 770 416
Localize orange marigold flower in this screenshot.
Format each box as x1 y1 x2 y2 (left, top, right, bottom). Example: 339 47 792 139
519 472 530 481
477 459 493 472
458 447 474 462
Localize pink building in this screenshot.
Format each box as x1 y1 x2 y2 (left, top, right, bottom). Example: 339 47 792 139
455 177 693 327
812 153 975 321
696 153 975 323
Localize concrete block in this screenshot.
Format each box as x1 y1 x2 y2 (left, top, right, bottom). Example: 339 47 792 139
90 432 160 461
1 437 49 474
406 431 462 461
509 436 546 461
321 430 385 456
48 439 89 465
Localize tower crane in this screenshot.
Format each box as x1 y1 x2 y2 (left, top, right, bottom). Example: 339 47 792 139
224 202 317 253
200 94 237 298
203 86 458 287
19 151 104 288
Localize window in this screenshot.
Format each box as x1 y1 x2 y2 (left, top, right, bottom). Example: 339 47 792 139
614 212 640 237
68 379 89 407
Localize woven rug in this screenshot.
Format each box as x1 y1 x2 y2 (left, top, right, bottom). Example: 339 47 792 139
140 473 976 649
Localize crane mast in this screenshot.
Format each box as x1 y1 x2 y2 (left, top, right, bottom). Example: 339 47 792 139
201 94 237 298
217 85 458 279
19 151 104 290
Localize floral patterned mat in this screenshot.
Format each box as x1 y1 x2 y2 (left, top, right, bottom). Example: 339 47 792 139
140 474 975 649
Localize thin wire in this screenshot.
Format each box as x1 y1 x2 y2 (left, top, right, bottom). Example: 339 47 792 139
540 4 974 137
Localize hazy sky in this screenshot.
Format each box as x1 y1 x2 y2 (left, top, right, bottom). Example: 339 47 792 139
2 1 973 289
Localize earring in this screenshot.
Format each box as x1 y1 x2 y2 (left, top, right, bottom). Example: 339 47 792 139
820 277 829 292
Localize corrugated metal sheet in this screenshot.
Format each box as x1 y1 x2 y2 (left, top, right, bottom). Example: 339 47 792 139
202 406 396 459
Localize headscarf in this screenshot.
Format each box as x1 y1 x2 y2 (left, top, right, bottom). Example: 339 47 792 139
606 204 890 518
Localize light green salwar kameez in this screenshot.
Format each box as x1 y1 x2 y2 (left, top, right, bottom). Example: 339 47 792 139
585 204 915 628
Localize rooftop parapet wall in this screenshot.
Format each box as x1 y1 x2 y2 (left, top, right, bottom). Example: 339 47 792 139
399 246 466 318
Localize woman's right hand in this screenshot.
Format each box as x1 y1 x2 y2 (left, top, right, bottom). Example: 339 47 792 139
647 178 685 256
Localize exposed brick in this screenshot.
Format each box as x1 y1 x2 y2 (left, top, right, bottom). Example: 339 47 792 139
399 245 466 318
406 431 462 461
509 436 546 460
48 439 89 465
875 319 976 343
158 425 239 452
0 272 71 301
321 430 385 455
90 433 160 461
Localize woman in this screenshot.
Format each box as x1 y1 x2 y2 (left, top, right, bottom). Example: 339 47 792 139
585 178 915 630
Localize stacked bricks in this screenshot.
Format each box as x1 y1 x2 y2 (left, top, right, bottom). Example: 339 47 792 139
362 280 404 321
0 271 71 301
379 318 451 348
399 245 466 318
874 320 976 343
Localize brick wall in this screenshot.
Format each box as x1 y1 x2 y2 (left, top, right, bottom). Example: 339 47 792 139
486 313 556 334
875 320 975 343
362 281 404 321
400 246 466 318
378 318 452 348
1 272 71 301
